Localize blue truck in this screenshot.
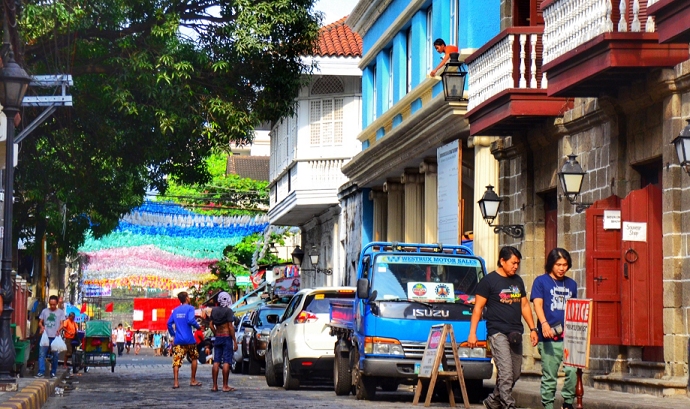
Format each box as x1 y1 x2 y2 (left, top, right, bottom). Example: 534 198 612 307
328 242 492 400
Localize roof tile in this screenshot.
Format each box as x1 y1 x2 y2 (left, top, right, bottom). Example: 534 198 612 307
314 16 362 58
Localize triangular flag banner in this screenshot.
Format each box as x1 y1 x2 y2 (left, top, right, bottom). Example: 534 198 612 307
80 302 87 314
104 302 114 312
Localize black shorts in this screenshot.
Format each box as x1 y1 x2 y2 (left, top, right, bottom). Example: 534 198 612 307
126 341 132 346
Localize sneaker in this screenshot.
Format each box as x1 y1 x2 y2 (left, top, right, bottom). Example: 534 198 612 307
482 399 492 409
35 373 44 378
50 374 56 378
562 403 574 409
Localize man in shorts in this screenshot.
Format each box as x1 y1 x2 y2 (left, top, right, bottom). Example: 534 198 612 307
167 292 201 389
209 292 236 392
125 326 133 354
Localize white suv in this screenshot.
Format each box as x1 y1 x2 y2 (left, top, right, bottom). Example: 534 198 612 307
265 287 355 390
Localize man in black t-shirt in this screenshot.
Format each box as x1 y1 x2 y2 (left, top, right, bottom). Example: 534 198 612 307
209 291 237 392
468 246 538 409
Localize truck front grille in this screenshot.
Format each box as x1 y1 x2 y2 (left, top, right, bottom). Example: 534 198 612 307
401 341 457 361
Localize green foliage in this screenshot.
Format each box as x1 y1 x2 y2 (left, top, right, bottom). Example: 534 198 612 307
14 0 321 256
162 154 269 215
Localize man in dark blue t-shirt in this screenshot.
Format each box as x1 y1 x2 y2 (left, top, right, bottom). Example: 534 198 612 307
167 291 201 389
531 248 578 409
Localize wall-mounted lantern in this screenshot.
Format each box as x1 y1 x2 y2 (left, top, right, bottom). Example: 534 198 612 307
557 154 591 213
477 185 524 238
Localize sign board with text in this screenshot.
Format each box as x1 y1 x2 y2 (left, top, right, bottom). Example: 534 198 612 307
622 222 647 242
603 210 621 230
563 299 593 369
437 140 459 245
418 325 444 378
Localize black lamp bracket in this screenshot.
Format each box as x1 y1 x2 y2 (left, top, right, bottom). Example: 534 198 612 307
489 223 524 239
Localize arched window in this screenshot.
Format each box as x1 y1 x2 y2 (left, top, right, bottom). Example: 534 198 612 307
311 76 344 95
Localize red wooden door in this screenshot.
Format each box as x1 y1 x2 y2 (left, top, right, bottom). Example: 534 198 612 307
586 195 623 345
620 184 663 346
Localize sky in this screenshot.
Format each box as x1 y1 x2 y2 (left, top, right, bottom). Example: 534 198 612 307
315 0 357 25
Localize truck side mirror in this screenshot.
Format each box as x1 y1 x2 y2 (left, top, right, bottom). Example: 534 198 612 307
266 314 279 324
357 278 370 299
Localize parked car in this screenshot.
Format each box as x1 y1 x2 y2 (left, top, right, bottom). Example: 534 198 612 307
241 303 287 375
232 313 253 374
265 287 356 390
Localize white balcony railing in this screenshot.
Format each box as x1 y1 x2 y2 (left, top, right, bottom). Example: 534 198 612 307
467 28 546 112
543 0 656 65
301 159 349 190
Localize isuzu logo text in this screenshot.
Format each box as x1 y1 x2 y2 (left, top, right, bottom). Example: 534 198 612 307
413 309 449 318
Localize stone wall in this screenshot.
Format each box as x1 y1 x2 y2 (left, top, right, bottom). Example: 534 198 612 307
300 205 342 289
339 184 364 288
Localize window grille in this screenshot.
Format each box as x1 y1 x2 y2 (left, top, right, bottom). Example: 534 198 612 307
311 76 344 95
310 98 344 146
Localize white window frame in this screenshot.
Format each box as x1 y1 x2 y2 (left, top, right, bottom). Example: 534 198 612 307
450 0 458 47
426 7 433 74
388 48 394 109
310 98 344 147
406 28 412 93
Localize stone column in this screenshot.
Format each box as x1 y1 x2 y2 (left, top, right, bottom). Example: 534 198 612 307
470 136 500 269
402 168 424 243
369 189 388 242
383 180 404 241
420 159 438 243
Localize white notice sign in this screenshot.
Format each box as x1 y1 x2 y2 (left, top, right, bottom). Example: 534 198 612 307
133 310 144 321
563 299 593 369
603 210 621 230
437 140 459 245
418 325 444 378
622 222 647 242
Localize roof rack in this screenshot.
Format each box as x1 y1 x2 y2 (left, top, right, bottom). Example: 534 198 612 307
361 242 473 256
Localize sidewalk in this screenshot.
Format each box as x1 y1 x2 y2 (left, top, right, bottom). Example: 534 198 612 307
502 379 690 409
0 368 69 409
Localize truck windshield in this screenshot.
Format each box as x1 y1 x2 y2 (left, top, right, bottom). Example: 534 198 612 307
371 254 484 305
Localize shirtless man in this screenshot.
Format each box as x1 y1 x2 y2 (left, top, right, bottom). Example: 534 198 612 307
209 292 237 392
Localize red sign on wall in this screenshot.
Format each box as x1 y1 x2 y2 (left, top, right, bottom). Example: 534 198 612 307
132 298 181 331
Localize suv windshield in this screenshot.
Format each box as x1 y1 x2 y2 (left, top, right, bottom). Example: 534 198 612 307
372 254 484 305
257 307 286 327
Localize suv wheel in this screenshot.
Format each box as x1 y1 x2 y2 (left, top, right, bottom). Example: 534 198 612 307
247 346 261 375
282 346 299 390
333 342 351 396
265 344 280 386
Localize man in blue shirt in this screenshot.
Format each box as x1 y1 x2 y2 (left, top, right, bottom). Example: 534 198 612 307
167 292 201 389
531 248 578 409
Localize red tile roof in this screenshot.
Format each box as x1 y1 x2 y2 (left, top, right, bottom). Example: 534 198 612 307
314 16 362 58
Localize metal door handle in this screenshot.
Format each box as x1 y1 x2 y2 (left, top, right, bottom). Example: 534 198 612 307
623 263 628 279
625 248 638 263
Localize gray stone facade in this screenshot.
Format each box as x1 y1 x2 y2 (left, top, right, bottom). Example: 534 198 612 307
490 61 690 395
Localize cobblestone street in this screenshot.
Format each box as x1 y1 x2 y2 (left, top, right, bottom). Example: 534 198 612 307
43 349 485 409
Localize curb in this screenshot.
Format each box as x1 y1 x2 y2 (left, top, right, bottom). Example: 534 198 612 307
0 369 69 409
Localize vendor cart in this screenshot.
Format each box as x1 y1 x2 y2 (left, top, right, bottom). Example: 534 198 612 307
78 320 116 372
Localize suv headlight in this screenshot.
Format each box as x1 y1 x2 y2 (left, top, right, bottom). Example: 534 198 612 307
364 337 404 356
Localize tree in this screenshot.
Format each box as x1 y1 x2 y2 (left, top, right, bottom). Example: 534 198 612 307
12 0 321 256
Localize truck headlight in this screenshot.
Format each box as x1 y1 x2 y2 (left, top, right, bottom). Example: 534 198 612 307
458 347 486 358
364 336 404 356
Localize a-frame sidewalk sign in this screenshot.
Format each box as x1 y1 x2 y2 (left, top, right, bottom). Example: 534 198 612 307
412 323 469 408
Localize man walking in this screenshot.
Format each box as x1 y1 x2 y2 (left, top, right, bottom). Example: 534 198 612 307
134 330 142 355
125 326 133 354
36 295 66 378
115 324 126 357
62 312 79 368
167 292 202 389
468 246 538 409
209 291 237 392
532 248 578 409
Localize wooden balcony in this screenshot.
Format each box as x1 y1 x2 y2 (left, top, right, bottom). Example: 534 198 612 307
647 0 690 43
465 27 569 136
541 0 689 97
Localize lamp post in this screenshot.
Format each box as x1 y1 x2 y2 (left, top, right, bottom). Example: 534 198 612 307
671 119 690 176
227 273 236 289
557 154 592 213
291 246 304 267
477 185 524 238
0 51 30 390
441 52 467 102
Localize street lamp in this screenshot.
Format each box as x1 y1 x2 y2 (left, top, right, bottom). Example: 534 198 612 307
671 119 690 176
477 185 524 238
227 273 236 288
291 246 304 266
0 51 31 390
441 52 467 102
309 246 319 266
557 154 592 213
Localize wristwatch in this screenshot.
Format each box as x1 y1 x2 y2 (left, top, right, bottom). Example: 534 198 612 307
530 328 538 333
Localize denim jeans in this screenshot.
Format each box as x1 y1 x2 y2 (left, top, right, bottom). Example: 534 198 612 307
39 338 60 376
484 333 523 409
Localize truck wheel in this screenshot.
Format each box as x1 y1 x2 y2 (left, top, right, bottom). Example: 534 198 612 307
333 343 351 396
355 374 376 400
282 347 299 390
265 345 279 386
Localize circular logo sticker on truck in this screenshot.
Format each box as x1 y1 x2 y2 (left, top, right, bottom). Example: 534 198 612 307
412 283 427 296
435 284 451 299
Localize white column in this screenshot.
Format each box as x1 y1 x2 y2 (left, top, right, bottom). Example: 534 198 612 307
383 180 405 242
419 160 438 244
402 169 424 243
470 136 500 270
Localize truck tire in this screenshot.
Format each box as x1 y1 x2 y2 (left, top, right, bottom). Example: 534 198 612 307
282 347 300 390
355 374 376 400
265 345 280 386
333 343 351 396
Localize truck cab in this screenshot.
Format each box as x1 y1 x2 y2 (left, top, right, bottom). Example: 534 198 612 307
330 242 492 400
